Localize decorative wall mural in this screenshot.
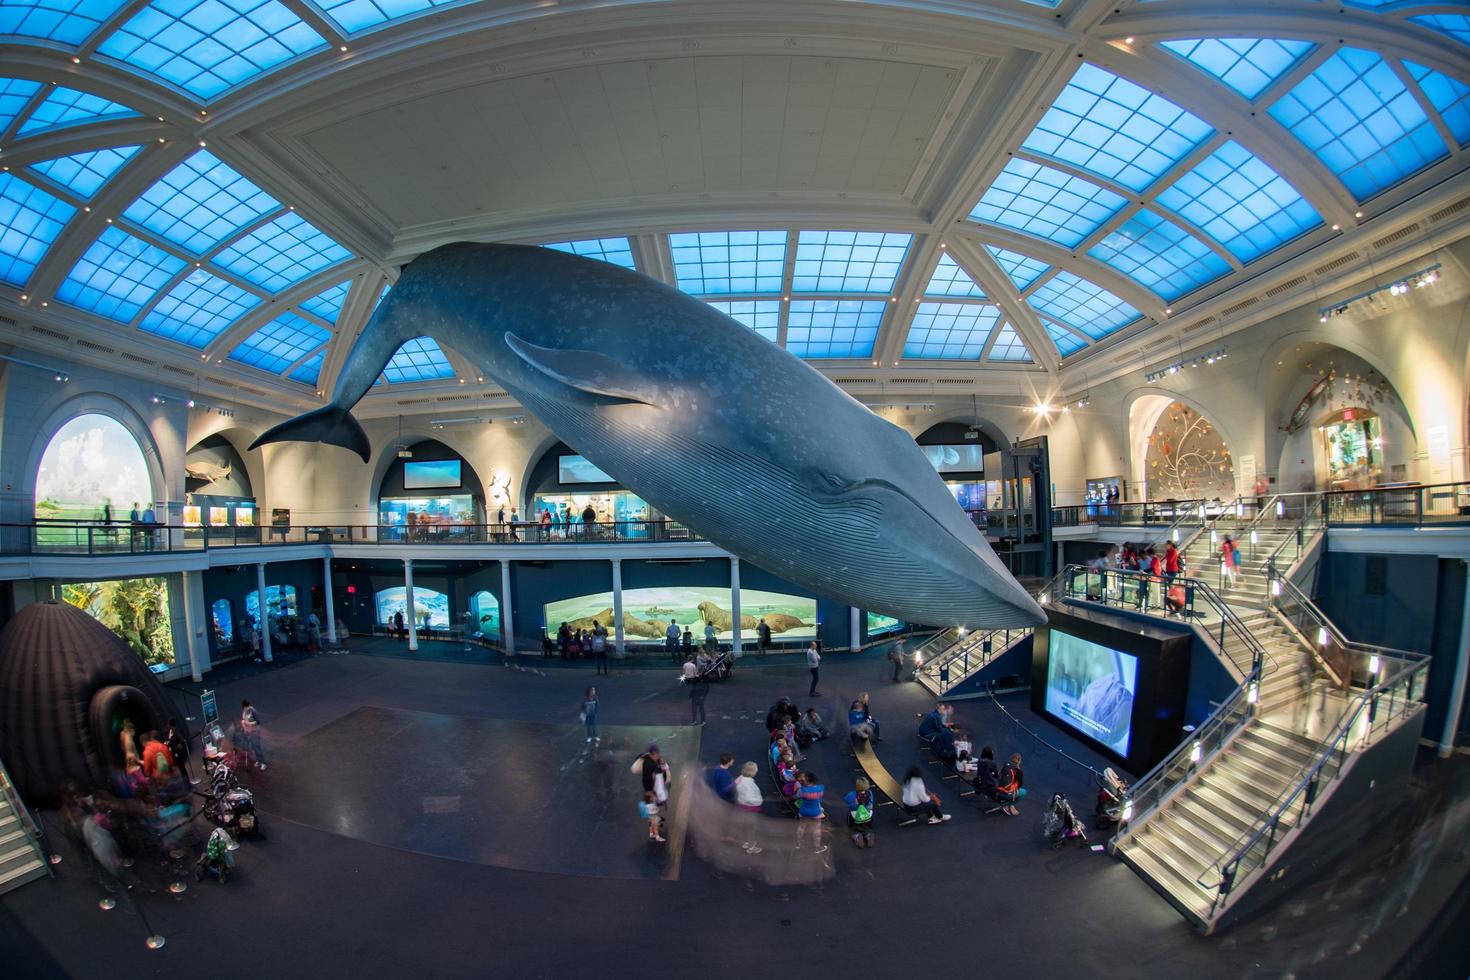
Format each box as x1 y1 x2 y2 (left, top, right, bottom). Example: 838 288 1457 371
1145 402 1234 500
544 587 816 642
866 611 903 636
375 586 450 628
1283 362 1391 435
35 414 152 521
469 590 501 638
246 585 299 627
253 244 1043 629
61 577 175 667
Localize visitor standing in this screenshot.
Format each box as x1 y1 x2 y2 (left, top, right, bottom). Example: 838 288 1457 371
806 641 821 697
888 643 905 682
706 754 736 800
632 743 672 808
640 793 665 843
394 609 406 641
757 618 771 654
733 762 763 813
703 619 717 652
140 502 157 551
796 771 827 852
689 669 709 725
593 621 609 674
239 699 266 771
1163 540 1180 585
166 718 195 783
581 687 599 743
305 609 321 652
664 619 680 663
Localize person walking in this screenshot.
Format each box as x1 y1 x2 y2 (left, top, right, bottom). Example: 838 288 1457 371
239 699 266 771
689 671 709 725
795 771 827 853
806 641 821 697
665 619 681 664
632 743 672 809
1163 540 1181 586
581 687 599 743
888 643 905 682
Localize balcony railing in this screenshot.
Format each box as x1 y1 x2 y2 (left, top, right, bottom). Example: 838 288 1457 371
1322 481 1470 526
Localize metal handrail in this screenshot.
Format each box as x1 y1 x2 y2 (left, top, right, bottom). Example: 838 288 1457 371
1268 570 1418 688
0 757 53 878
985 680 1106 780
1263 496 1324 575
1323 480 1470 526
919 626 1031 695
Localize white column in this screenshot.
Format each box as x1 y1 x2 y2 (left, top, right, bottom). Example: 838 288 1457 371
850 606 860 652
404 558 418 652
322 557 337 645
500 559 516 655
256 563 273 663
729 557 742 657
1439 561 1470 757
181 570 209 681
611 558 625 657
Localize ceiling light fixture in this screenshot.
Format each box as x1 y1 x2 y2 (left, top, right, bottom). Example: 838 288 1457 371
1144 345 1228 384
1318 263 1440 320
0 353 69 380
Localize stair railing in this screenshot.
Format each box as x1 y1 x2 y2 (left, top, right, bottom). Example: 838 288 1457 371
1267 568 1418 691
919 626 1032 695
1262 495 1324 577
0 758 53 880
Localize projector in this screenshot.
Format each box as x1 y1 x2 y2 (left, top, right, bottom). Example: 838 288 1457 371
963 430 979 440
396 449 413 459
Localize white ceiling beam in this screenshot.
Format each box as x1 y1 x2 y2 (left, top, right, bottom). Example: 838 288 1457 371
873 232 938 367
318 269 391 400
945 236 1060 373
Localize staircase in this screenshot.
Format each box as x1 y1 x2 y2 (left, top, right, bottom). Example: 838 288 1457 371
0 767 49 895
915 625 1032 696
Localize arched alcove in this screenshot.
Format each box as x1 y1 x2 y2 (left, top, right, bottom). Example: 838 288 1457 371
915 420 999 515
376 439 487 533
184 433 258 531
25 396 167 528
1129 395 1235 501
521 440 658 529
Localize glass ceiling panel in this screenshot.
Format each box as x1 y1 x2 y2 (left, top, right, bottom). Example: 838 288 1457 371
1268 48 1446 201
1028 270 1141 339
986 323 1033 363
0 78 43 132
1087 209 1231 301
316 0 464 35
0 0 131 45
1159 38 1316 101
542 237 636 270
1044 320 1087 357
230 310 328 373
904 302 1000 360
383 336 454 383
297 279 350 322
15 85 138 136
0 171 75 287
98 0 327 100
670 230 786 295
287 349 323 386
706 299 779 342
971 159 1126 248
28 145 141 199
924 253 986 298
791 231 912 294
1409 14 1470 48
785 299 885 358
1023 64 1213 192
57 225 187 321
1155 140 1321 263
212 211 351 292
1405 61 1470 146
123 150 279 254
140 267 258 347
985 245 1050 292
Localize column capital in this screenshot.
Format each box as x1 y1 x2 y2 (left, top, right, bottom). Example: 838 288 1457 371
610 557 622 568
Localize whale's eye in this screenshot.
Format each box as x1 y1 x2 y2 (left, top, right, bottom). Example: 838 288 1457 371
822 472 848 490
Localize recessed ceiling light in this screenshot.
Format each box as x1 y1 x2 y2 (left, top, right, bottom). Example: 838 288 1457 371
339 45 347 52
1331 224 1341 231
1124 36 1134 44
71 56 80 64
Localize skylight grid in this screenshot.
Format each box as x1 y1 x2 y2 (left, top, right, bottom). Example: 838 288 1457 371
1159 38 1316 101
123 150 279 254
97 0 327 100
924 253 986 298
0 0 131 44
0 172 76 287
297 280 351 322
1044 320 1087 357
229 311 328 372
1406 62 1470 147
15 86 138 136
706 300 780 342
287 349 323 385
139 268 258 347
971 159 1126 247
316 0 462 34
1269 48 1446 200
56 225 187 321
0 78 43 132
29 145 141 199
1022 64 1213 191
1087 209 1230 301
1155 140 1321 262
1409 14 1470 48
542 237 636 270
791 231 912 293
785 299 885 358
904 302 1000 360
986 323 1032 363
985 245 1050 291
670 230 787 295
1028 270 1141 338
212 211 351 292
383 336 454 383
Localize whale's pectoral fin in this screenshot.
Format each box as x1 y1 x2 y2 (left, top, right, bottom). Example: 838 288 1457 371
505 332 661 407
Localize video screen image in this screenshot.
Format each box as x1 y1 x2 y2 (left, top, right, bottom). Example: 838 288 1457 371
921 443 986 474
558 455 616 484
1044 631 1137 755
403 459 462 489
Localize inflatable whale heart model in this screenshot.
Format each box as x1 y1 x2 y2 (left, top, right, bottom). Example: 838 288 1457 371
252 243 1045 630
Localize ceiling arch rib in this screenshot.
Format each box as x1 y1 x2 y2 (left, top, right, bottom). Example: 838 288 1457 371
964 223 1166 319
872 231 939 368
944 236 1060 371
1389 56 1464 156
201 258 373 361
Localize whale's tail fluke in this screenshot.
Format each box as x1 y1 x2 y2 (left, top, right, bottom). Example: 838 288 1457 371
250 405 371 463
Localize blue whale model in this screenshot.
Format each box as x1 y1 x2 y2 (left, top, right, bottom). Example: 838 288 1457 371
252 243 1044 629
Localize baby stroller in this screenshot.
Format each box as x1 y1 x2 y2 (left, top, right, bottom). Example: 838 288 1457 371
195 827 237 883
1095 768 1129 830
201 764 264 839
1041 792 1088 849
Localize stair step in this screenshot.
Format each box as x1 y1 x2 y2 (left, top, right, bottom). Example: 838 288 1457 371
1140 822 1218 880
0 854 46 893
1121 838 1215 918
1198 764 1294 811
1189 779 1283 829
1155 804 1238 856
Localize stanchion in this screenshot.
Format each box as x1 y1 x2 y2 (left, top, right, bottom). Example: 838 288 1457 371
126 885 166 949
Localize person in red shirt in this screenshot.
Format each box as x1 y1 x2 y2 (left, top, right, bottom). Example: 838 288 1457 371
140 730 176 782
1163 541 1181 584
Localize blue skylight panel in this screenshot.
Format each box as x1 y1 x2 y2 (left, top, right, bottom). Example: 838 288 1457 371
56 225 186 321
1155 140 1321 263
0 0 131 44
1087 210 1230 301
542 237 636 270
971 159 1126 247
1410 14 1470 48
213 211 351 292
123 150 279 254
1269 48 1446 200
1023 64 1213 192
924 253 986 298
706 300 780 342
229 311 328 372
383 336 454 383
670 230 786 295
16 85 138 136
316 0 463 34
1159 38 1316 101
287 349 323 385
791 231 912 293
29 145 141 199
297 279 350 322
1406 62 1470 147
985 245 1049 292
1044 320 1087 357
904 302 999 360
140 268 258 347
785 299 885 358
986 323 1032 363
0 78 43 132
0 172 75 287
1028 270 1141 338
98 0 327 100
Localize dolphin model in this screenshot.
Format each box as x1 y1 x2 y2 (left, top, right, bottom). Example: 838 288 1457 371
252 243 1044 629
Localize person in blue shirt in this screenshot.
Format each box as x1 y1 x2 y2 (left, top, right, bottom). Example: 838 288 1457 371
844 777 877 848
796 771 826 853
707 754 736 800
919 706 946 742
581 687 599 743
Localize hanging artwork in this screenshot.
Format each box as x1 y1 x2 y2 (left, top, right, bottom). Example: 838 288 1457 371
1144 402 1234 500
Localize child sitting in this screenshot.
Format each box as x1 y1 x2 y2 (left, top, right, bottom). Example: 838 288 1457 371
776 752 799 798
640 791 665 842
955 750 978 775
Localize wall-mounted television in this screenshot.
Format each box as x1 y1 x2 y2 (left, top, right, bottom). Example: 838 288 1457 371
558 454 615 484
403 459 462 489
921 443 986 473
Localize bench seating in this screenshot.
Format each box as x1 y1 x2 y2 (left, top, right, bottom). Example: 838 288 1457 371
851 734 927 827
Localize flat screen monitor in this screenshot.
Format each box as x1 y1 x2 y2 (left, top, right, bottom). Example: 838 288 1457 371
403 459 462 489
558 454 615 484
921 443 986 473
1044 630 1138 756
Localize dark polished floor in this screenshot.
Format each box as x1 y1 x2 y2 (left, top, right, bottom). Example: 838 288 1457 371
2 643 1467 979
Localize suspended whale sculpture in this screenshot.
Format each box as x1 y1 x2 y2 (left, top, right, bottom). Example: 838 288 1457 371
252 243 1044 629
185 460 232 485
